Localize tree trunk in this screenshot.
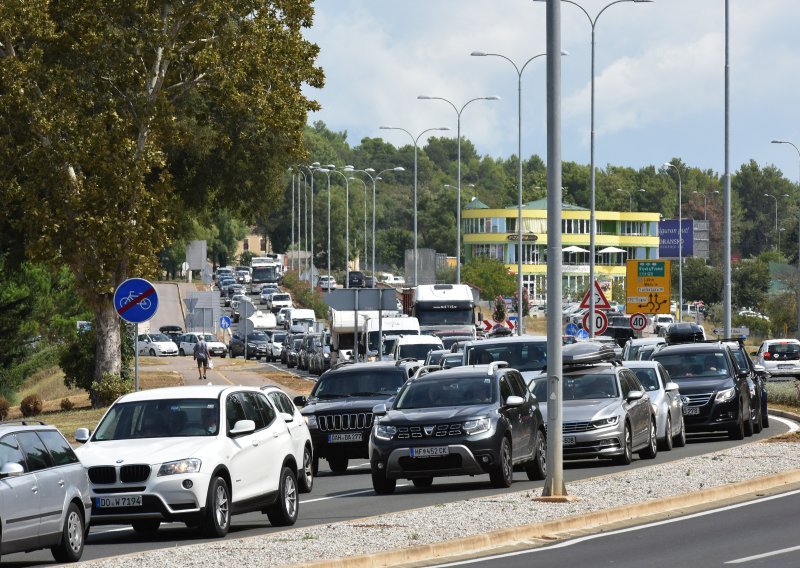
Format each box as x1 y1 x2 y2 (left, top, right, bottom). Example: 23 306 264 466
94 297 122 381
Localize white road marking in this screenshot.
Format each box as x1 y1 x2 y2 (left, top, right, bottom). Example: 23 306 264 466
770 414 800 433
726 544 800 564
301 483 410 504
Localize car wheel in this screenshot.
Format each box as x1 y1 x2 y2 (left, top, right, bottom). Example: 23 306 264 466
673 417 687 447
744 404 754 437
179 348 186 356
131 520 161 533
728 405 745 440
412 477 433 488
526 429 547 481
639 418 658 459
489 436 513 488
299 445 314 493
149 348 156 356
752 403 763 434
327 455 349 474
202 476 231 537
659 415 674 451
312 455 319 477
50 502 84 563
371 468 396 494
613 422 633 466
266 467 299 527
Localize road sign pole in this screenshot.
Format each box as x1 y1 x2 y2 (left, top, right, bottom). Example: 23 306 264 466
134 322 139 392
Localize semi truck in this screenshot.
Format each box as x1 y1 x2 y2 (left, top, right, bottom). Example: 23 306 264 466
411 284 477 339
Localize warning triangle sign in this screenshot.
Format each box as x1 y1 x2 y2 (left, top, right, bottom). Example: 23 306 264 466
579 280 611 310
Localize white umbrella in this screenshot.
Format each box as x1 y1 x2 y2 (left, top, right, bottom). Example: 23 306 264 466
563 245 589 253
598 246 625 254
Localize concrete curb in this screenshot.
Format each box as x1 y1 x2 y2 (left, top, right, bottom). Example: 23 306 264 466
298 468 800 568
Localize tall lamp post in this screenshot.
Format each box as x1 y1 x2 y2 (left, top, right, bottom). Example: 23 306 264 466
771 139 800 340
664 162 683 322
288 168 296 271
299 163 321 287
349 175 369 272
692 190 708 220
352 167 406 279
329 168 353 284
417 95 500 285
314 164 337 286
379 126 449 286
471 50 565 335
536 0 652 337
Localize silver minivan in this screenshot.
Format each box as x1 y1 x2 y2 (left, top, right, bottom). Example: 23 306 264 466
0 421 91 562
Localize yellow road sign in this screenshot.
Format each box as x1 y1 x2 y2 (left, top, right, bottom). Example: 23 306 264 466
625 260 671 314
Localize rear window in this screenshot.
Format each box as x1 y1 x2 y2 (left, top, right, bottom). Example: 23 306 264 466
312 368 407 399
631 368 661 391
766 343 800 360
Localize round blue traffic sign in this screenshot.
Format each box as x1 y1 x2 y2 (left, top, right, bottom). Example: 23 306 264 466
565 323 579 336
220 316 232 330
575 328 589 340
114 278 159 324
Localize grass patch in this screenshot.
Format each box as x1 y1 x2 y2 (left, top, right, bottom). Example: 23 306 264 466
253 370 314 396
138 371 184 390
17 365 88 404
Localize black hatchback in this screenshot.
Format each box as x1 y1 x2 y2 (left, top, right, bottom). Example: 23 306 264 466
368 362 546 493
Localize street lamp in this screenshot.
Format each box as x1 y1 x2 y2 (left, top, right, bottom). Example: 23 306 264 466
663 161 683 322
299 162 321 286
379 126 449 286
349 176 369 272
444 184 475 268
417 95 500 285
329 168 353 284
288 167 296 271
771 139 800 340
314 164 338 287
536 0 652 337
471 50 566 335
352 167 406 279
692 191 708 220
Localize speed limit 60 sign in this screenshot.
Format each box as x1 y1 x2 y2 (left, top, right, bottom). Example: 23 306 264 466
629 312 648 332
582 310 609 335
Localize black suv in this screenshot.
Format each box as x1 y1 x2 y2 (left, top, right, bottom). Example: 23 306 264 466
368 362 546 494
347 270 365 288
723 339 768 431
293 360 420 474
228 331 270 360
652 342 753 439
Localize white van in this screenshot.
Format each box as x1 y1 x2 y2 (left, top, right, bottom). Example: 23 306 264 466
287 308 316 332
362 316 420 361
390 335 444 365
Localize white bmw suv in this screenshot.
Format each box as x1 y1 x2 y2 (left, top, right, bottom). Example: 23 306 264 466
74 385 312 537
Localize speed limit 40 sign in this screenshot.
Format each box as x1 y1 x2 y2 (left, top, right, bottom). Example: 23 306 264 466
629 312 648 332
582 310 609 335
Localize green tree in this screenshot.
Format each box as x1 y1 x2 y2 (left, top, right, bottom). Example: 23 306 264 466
732 257 770 310
1 2 323 381
462 256 516 301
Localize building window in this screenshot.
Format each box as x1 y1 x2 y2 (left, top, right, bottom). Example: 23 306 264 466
473 244 504 260
243 239 249 251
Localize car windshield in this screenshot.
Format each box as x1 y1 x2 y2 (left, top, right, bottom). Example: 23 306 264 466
312 368 406 399
200 334 216 342
563 373 619 400
465 341 547 371
292 338 303 349
631 368 661 391
426 352 445 365
442 354 463 368
272 332 287 343
150 333 172 342
398 343 439 361
93 399 221 440
248 331 268 341
273 294 290 301
395 376 495 409
653 351 730 379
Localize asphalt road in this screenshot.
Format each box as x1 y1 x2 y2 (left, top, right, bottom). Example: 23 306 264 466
430 488 800 568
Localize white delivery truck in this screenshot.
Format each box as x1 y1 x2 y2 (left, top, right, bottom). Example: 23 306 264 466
411 284 477 339
286 308 316 333
328 307 382 366
361 316 421 362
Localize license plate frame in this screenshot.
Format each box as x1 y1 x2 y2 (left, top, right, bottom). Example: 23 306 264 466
96 495 143 508
777 364 794 369
410 446 449 458
563 436 576 446
328 432 362 443
683 406 700 415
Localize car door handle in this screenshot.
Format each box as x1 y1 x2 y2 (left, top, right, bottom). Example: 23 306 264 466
59 480 65 487
31 486 38 493
252 439 259 447
272 431 280 438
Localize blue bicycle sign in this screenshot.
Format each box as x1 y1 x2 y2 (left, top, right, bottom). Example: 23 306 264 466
114 278 159 324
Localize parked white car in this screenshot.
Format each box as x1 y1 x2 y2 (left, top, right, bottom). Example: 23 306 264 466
623 360 687 450
177 332 228 358
137 333 178 357
74 385 311 537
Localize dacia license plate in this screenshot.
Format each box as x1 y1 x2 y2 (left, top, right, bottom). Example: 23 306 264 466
328 432 362 443
96 495 142 508
410 446 449 458
683 406 700 415
563 436 576 446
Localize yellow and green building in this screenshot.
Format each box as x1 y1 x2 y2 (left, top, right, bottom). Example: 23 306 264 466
462 197 661 302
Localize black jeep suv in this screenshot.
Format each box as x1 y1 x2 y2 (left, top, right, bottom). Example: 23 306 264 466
368 362 546 494
652 342 753 439
293 360 420 474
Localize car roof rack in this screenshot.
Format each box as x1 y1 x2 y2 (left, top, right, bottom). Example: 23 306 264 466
0 419 47 426
413 365 443 379
486 361 509 375
332 360 355 370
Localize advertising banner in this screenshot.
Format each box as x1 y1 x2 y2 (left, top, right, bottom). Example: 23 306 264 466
658 220 694 258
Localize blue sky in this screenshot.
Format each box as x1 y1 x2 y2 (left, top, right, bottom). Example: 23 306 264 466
302 0 800 180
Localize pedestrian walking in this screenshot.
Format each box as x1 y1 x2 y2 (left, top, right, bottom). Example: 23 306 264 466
193 336 210 380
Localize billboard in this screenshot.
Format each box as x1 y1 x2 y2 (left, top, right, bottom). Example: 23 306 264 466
658 220 694 258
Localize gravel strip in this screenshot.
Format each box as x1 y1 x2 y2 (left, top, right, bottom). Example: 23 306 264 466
82 440 800 568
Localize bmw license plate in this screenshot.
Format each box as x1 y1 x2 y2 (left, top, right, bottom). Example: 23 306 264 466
410 446 449 458
328 432 362 443
563 436 576 446
96 495 142 508
683 406 700 415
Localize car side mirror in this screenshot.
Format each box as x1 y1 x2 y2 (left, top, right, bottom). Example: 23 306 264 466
229 419 256 436
280 412 294 423
753 364 766 373
665 382 680 392
293 395 307 407
0 462 24 478
372 403 388 416
75 428 91 443
626 390 645 401
738 369 750 379
505 395 524 407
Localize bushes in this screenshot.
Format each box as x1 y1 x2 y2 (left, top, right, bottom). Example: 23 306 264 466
90 373 132 407
0 396 9 420
20 394 43 417
767 381 800 408
60 398 75 411
281 270 329 319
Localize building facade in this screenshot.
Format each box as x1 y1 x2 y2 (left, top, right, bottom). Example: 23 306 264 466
462 198 661 303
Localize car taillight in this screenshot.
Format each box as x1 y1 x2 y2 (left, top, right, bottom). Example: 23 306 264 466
763 352 771 359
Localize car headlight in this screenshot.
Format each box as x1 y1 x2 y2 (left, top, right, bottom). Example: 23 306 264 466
157 458 201 476
247 343 257 349
323 353 330 359
305 415 318 429
374 424 397 440
591 416 619 429
715 387 736 402
463 417 492 436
